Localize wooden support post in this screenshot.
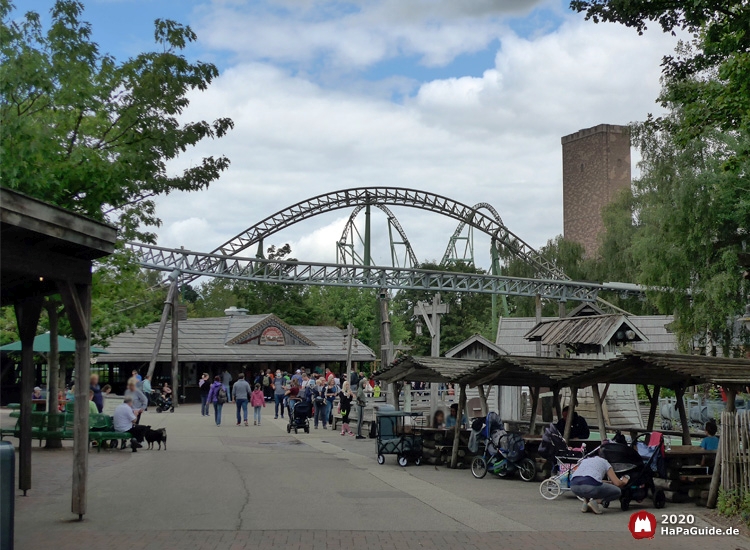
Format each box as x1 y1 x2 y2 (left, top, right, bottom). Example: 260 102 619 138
726 388 737 413
59 281 92 520
591 384 607 443
45 301 62 448
146 279 178 379
535 294 542 357
171 295 179 408
552 387 562 421
14 297 43 496
674 387 691 446
563 386 578 441
646 385 661 431
528 387 540 434
478 385 489 417
707 443 722 509
450 383 467 469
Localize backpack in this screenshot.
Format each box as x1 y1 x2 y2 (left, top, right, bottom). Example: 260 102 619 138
217 386 228 404
262 375 270 387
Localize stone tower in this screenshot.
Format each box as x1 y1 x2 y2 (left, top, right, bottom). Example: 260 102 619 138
561 124 631 257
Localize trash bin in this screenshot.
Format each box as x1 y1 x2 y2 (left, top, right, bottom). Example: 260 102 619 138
0 441 14 550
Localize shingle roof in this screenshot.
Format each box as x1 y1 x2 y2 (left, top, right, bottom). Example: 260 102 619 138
103 314 376 363
523 314 647 346
497 315 676 356
376 356 486 383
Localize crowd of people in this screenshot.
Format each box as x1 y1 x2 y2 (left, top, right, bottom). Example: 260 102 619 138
198 367 372 438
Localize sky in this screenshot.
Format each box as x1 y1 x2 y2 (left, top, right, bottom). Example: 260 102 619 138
25 0 680 268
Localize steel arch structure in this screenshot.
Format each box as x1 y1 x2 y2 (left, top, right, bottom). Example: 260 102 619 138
336 204 418 268
441 202 503 266
124 242 616 302
208 187 567 280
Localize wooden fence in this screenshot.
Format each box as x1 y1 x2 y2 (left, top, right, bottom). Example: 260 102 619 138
720 411 750 498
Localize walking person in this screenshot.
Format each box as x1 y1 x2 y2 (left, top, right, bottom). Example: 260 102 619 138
273 369 287 419
90 374 104 413
311 378 327 429
142 375 152 410
251 383 265 425
221 369 233 404
339 382 355 436
325 376 339 428
207 375 227 426
199 373 210 416
356 379 367 439
233 373 252 426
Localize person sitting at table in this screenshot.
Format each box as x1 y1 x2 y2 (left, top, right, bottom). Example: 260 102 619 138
555 406 590 440
446 403 468 429
101 385 112 395
32 386 43 400
570 448 630 514
113 396 146 451
432 410 445 429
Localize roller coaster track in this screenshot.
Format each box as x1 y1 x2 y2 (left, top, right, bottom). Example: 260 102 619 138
337 204 418 268
124 242 648 302
205 187 568 281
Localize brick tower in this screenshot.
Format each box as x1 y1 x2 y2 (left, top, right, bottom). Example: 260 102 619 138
561 124 631 257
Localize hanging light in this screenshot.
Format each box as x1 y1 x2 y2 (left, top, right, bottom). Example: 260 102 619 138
415 318 423 336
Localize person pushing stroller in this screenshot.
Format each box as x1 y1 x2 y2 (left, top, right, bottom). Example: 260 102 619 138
570 449 630 514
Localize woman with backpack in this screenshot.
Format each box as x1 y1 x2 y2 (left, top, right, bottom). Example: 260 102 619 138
206 375 227 426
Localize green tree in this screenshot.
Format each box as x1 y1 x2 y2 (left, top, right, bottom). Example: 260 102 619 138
0 0 233 242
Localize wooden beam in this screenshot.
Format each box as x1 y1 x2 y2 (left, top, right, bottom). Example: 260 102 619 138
471 370 500 388
725 388 737 413
478 385 489 417
14 297 43 496
450 384 467 468
599 383 610 403
707 443 722 509
171 293 179 409
146 280 178 379
45 301 62 449
552 387 562 420
674 387 691 446
646 385 660 431
58 281 87 339
592 384 607 443
528 386 540 434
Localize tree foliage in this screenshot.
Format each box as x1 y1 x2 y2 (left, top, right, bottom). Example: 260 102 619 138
0 0 233 241
571 0 750 353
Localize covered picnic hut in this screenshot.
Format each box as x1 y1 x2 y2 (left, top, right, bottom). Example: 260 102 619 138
0 188 117 518
458 355 604 440
566 351 750 445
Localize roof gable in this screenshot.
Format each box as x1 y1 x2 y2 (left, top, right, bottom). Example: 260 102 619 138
226 314 316 347
524 314 648 346
444 333 508 359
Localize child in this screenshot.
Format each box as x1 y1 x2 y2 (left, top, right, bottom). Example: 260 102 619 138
338 382 354 436
250 383 265 426
700 420 719 451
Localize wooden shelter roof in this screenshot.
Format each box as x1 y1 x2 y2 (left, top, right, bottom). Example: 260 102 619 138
523 314 646 346
0 188 117 305
376 356 486 383
458 355 604 388
566 351 750 390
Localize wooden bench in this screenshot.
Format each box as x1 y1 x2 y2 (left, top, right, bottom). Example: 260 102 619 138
2 411 131 451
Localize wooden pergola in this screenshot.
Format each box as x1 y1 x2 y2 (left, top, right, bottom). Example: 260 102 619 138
459 355 604 439
0 188 116 519
566 351 750 445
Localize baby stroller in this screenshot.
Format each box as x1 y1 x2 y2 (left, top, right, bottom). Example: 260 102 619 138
152 392 173 413
599 433 666 511
469 412 536 482
286 397 311 434
537 423 599 500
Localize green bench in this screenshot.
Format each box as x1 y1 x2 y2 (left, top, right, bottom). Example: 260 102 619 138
2 411 132 451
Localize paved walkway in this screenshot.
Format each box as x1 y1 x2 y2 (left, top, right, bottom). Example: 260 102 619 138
6 405 749 550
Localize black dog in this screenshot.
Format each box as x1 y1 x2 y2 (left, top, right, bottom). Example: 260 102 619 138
144 427 167 450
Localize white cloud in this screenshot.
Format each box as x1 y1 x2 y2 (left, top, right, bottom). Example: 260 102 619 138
157 16 678 270
196 0 550 68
